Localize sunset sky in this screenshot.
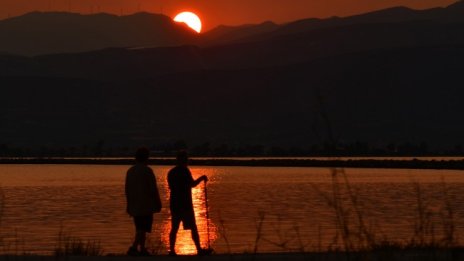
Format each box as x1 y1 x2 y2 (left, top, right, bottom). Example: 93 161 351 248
0 0 458 31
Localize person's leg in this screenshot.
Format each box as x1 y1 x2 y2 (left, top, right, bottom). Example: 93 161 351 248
139 215 152 253
131 233 138 249
130 216 151 255
136 230 146 249
190 224 202 251
128 217 141 255
192 224 212 255
169 216 181 254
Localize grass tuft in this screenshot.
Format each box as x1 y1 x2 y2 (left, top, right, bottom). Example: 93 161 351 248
54 227 103 256
313 169 461 253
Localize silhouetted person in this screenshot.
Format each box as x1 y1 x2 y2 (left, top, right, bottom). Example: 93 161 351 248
125 147 162 256
168 150 212 256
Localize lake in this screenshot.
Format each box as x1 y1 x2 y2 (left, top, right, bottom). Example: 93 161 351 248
1 164 464 255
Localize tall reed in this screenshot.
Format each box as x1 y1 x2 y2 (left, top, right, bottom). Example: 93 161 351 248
439 179 456 247
411 181 434 246
260 215 308 252
315 169 460 252
313 167 376 251
253 211 266 254
409 180 458 248
218 211 232 254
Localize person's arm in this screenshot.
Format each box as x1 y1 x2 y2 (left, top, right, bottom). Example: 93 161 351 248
192 175 208 187
149 170 162 213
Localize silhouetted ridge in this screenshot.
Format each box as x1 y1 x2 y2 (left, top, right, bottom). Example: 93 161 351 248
239 1 464 43
447 0 464 9
201 21 278 45
246 7 419 41
1 2 464 152
1 44 463 151
0 11 197 56
350 6 416 21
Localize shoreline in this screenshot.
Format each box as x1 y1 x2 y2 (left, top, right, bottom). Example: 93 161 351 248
1 249 464 261
0 158 464 170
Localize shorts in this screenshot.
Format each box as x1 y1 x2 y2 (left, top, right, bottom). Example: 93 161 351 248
133 215 153 233
171 209 196 230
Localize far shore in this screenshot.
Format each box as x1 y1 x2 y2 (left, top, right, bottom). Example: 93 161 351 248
1 249 464 261
1 157 464 170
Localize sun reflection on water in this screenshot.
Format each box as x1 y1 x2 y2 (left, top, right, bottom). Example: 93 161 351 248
162 168 218 255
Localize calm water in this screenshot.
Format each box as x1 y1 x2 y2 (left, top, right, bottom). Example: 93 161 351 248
1 165 464 255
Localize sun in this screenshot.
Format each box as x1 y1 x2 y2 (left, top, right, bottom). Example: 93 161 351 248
174 11 202 33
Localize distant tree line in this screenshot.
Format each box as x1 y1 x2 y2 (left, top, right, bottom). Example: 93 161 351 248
0 140 463 158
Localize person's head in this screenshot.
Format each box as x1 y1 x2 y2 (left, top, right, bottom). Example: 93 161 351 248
135 147 150 163
176 150 189 167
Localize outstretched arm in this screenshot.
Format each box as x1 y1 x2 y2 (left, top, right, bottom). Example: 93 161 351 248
149 172 162 213
192 175 208 187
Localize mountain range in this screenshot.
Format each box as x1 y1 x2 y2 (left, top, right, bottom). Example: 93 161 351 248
1 1 464 154
0 12 198 56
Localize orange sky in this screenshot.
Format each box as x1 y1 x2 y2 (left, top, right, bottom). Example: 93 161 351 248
0 0 458 31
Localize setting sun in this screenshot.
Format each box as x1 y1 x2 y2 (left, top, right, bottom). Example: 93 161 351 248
174 11 202 33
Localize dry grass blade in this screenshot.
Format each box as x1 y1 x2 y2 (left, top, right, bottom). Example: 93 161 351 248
253 211 266 254
218 211 231 254
54 227 103 256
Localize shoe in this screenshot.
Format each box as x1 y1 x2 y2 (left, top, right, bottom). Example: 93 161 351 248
127 246 139 256
168 250 178 256
197 248 213 256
